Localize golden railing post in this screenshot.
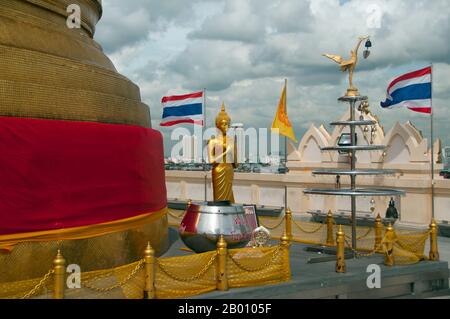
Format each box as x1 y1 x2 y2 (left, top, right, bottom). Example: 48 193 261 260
374 214 383 252
144 242 156 299
187 199 192 208
280 231 291 281
53 250 66 299
429 219 440 261
280 231 291 249
335 225 346 273
326 210 335 246
216 235 228 291
285 208 293 240
383 223 395 266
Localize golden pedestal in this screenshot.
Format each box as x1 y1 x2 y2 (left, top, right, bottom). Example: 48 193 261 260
0 0 150 127
0 0 169 285
0 214 169 283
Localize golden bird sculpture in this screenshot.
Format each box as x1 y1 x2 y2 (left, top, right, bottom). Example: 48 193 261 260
323 36 370 97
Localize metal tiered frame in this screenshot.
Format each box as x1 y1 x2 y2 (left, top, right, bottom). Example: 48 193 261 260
304 95 405 252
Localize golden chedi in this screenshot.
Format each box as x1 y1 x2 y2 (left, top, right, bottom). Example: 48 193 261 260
208 103 238 203
0 0 168 289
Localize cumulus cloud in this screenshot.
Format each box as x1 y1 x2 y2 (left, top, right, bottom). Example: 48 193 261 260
95 0 206 53
188 0 265 43
94 0 450 152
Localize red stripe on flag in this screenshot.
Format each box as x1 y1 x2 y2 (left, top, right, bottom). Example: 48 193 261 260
160 119 204 127
161 91 203 103
407 107 432 114
387 66 431 92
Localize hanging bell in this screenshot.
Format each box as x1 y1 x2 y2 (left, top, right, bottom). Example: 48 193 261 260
385 197 399 219
363 39 372 59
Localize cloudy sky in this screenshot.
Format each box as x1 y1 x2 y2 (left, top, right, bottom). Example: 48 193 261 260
95 0 450 156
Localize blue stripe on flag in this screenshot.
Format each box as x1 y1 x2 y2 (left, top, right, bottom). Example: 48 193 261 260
162 103 203 118
381 83 431 108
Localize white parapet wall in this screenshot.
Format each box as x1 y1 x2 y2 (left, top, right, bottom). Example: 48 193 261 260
166 169 450 226
166 108 450 226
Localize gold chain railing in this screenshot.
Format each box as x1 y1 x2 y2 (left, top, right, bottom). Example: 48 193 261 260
292 219 325 234
21 269 54 299
81 259 145 293
344 227 373 241
5 217 440 298
259 215 285 230
343 237 378 257
156 253 217 282
335 220 439 273
228 246 282 272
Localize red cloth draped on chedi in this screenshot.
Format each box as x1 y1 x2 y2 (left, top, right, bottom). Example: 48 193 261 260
0 116 167 237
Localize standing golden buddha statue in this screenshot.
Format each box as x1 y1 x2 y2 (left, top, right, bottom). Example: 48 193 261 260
208 103 238 203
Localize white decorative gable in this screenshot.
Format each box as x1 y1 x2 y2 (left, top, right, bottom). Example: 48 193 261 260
289 105 437 167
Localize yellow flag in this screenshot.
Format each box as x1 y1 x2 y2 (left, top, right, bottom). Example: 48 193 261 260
271 82 298 143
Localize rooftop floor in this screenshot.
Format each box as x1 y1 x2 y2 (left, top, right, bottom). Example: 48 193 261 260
163 228 450 299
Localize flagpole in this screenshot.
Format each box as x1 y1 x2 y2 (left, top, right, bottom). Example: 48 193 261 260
431 64 435 219
284 78 288 210
203 88 207 202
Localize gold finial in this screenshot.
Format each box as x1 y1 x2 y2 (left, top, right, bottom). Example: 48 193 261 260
53 249 66 267
144 242 154 256
217 235 227 249
430 219 437 227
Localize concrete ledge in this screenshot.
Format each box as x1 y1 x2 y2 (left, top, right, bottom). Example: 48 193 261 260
195 252 449 299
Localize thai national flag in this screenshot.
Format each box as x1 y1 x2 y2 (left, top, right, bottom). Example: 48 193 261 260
160 91 204 126
380 66 432 114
